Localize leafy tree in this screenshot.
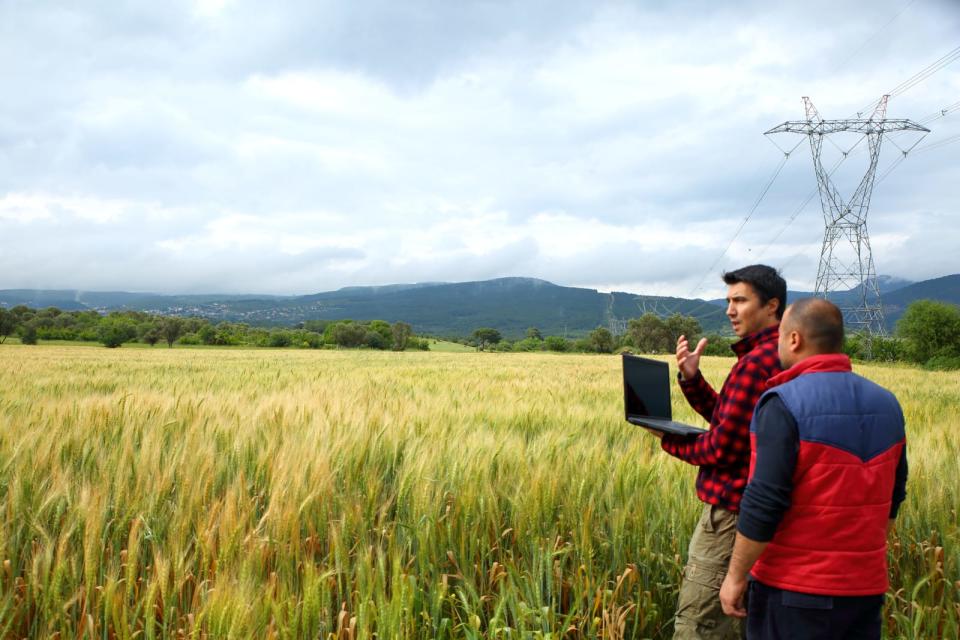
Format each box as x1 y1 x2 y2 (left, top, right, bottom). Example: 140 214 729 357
97 316 138 348
588 326 615 353
303 319 331 334
664 313 702 348
526 326 543 341
364 330 387 349
368 320 394 347
896 300 960 363
18 320 39 345
331 322 367 348
472 327 502 351
625 313 700 354
141 323 162 347
161 318 184 348
0 308 15 344
391 322 412 351
197 324 217 345
626 314 669 353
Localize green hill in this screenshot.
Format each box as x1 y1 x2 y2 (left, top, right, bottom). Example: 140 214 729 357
2 274 956 338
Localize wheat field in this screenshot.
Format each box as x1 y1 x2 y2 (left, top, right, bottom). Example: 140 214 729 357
0 345 956 638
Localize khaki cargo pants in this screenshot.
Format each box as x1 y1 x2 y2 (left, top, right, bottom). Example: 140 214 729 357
673 503 743 639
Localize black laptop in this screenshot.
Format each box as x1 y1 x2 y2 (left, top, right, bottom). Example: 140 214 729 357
622 353 707 437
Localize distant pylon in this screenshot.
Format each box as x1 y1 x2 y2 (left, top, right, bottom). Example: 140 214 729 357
766 96 928 346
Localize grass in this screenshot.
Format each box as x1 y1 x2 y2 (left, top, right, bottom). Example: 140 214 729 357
0 345 956 638
425 339 476 353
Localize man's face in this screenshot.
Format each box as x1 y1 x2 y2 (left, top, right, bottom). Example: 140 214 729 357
726 282 777 338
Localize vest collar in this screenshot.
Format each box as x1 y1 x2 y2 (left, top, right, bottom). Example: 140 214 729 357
766 353 852 389
732 324 779 358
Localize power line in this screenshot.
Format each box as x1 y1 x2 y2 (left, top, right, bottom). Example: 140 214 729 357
684 150 795 299
855 44 960 117
869 96 959 183
754 154 852 260
914 132 960 154
635 139 800 321
770 93 958 274
829 0 917 74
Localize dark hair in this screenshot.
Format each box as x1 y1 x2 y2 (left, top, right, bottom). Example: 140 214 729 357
784 298 845 353
722 264 787 319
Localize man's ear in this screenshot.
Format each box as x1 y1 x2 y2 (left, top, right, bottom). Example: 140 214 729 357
788 329 803 354
766 297 781 318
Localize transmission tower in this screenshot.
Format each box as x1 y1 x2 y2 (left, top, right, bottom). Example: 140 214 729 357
766 96 928 344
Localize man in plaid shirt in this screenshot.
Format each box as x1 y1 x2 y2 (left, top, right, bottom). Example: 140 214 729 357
644 264 786 639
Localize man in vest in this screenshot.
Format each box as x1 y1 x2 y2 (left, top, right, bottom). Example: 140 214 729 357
646 264 786 639
719 298 908 639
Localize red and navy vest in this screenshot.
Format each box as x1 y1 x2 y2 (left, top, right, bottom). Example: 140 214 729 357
748 354 905 596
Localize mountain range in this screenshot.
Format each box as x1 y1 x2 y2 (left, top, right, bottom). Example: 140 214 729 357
2 274 958 339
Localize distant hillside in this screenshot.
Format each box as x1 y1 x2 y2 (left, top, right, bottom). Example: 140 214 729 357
880 275 960 327
2 274 956 338
705 274 959 331
0 278 728 338
0 289 282 311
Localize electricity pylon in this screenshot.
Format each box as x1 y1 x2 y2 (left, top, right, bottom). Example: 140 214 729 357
766 96 928 348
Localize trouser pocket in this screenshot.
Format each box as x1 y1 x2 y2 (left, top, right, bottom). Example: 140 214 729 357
674 562 732 638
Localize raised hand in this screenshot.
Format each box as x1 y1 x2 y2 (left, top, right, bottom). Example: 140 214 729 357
676 335 708 381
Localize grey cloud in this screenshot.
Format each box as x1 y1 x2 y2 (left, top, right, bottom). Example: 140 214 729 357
0 0 958 296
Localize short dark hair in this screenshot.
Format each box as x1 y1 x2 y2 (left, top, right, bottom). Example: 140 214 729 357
722 264 787 319
784 298 845 353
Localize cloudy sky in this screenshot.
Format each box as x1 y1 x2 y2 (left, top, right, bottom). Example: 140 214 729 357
1 0 958 298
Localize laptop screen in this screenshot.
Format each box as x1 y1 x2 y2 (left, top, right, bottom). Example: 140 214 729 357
622 354 673 420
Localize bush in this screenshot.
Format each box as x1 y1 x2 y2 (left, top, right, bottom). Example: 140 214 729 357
97 317 138 348
18 322 38 345
544 336 572 352
573 338 592 352
268 331 293 348
702 334 735 356
178 333 201 345
587 327 615 353
923 355 960 371
896 300 960 363
330 323 367 348
292 331 323 349
512 337 542 352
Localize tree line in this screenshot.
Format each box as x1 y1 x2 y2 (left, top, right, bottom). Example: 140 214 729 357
0 306 428 351
2 300 957 368
466 313 733 355
464 301 960 369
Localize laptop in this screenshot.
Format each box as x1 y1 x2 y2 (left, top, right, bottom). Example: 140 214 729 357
622 353 707 437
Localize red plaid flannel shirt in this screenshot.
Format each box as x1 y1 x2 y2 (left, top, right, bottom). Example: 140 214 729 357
661 325 781 513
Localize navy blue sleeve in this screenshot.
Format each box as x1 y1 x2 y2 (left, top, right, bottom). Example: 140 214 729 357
737 395 799 542
889 444 908 518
